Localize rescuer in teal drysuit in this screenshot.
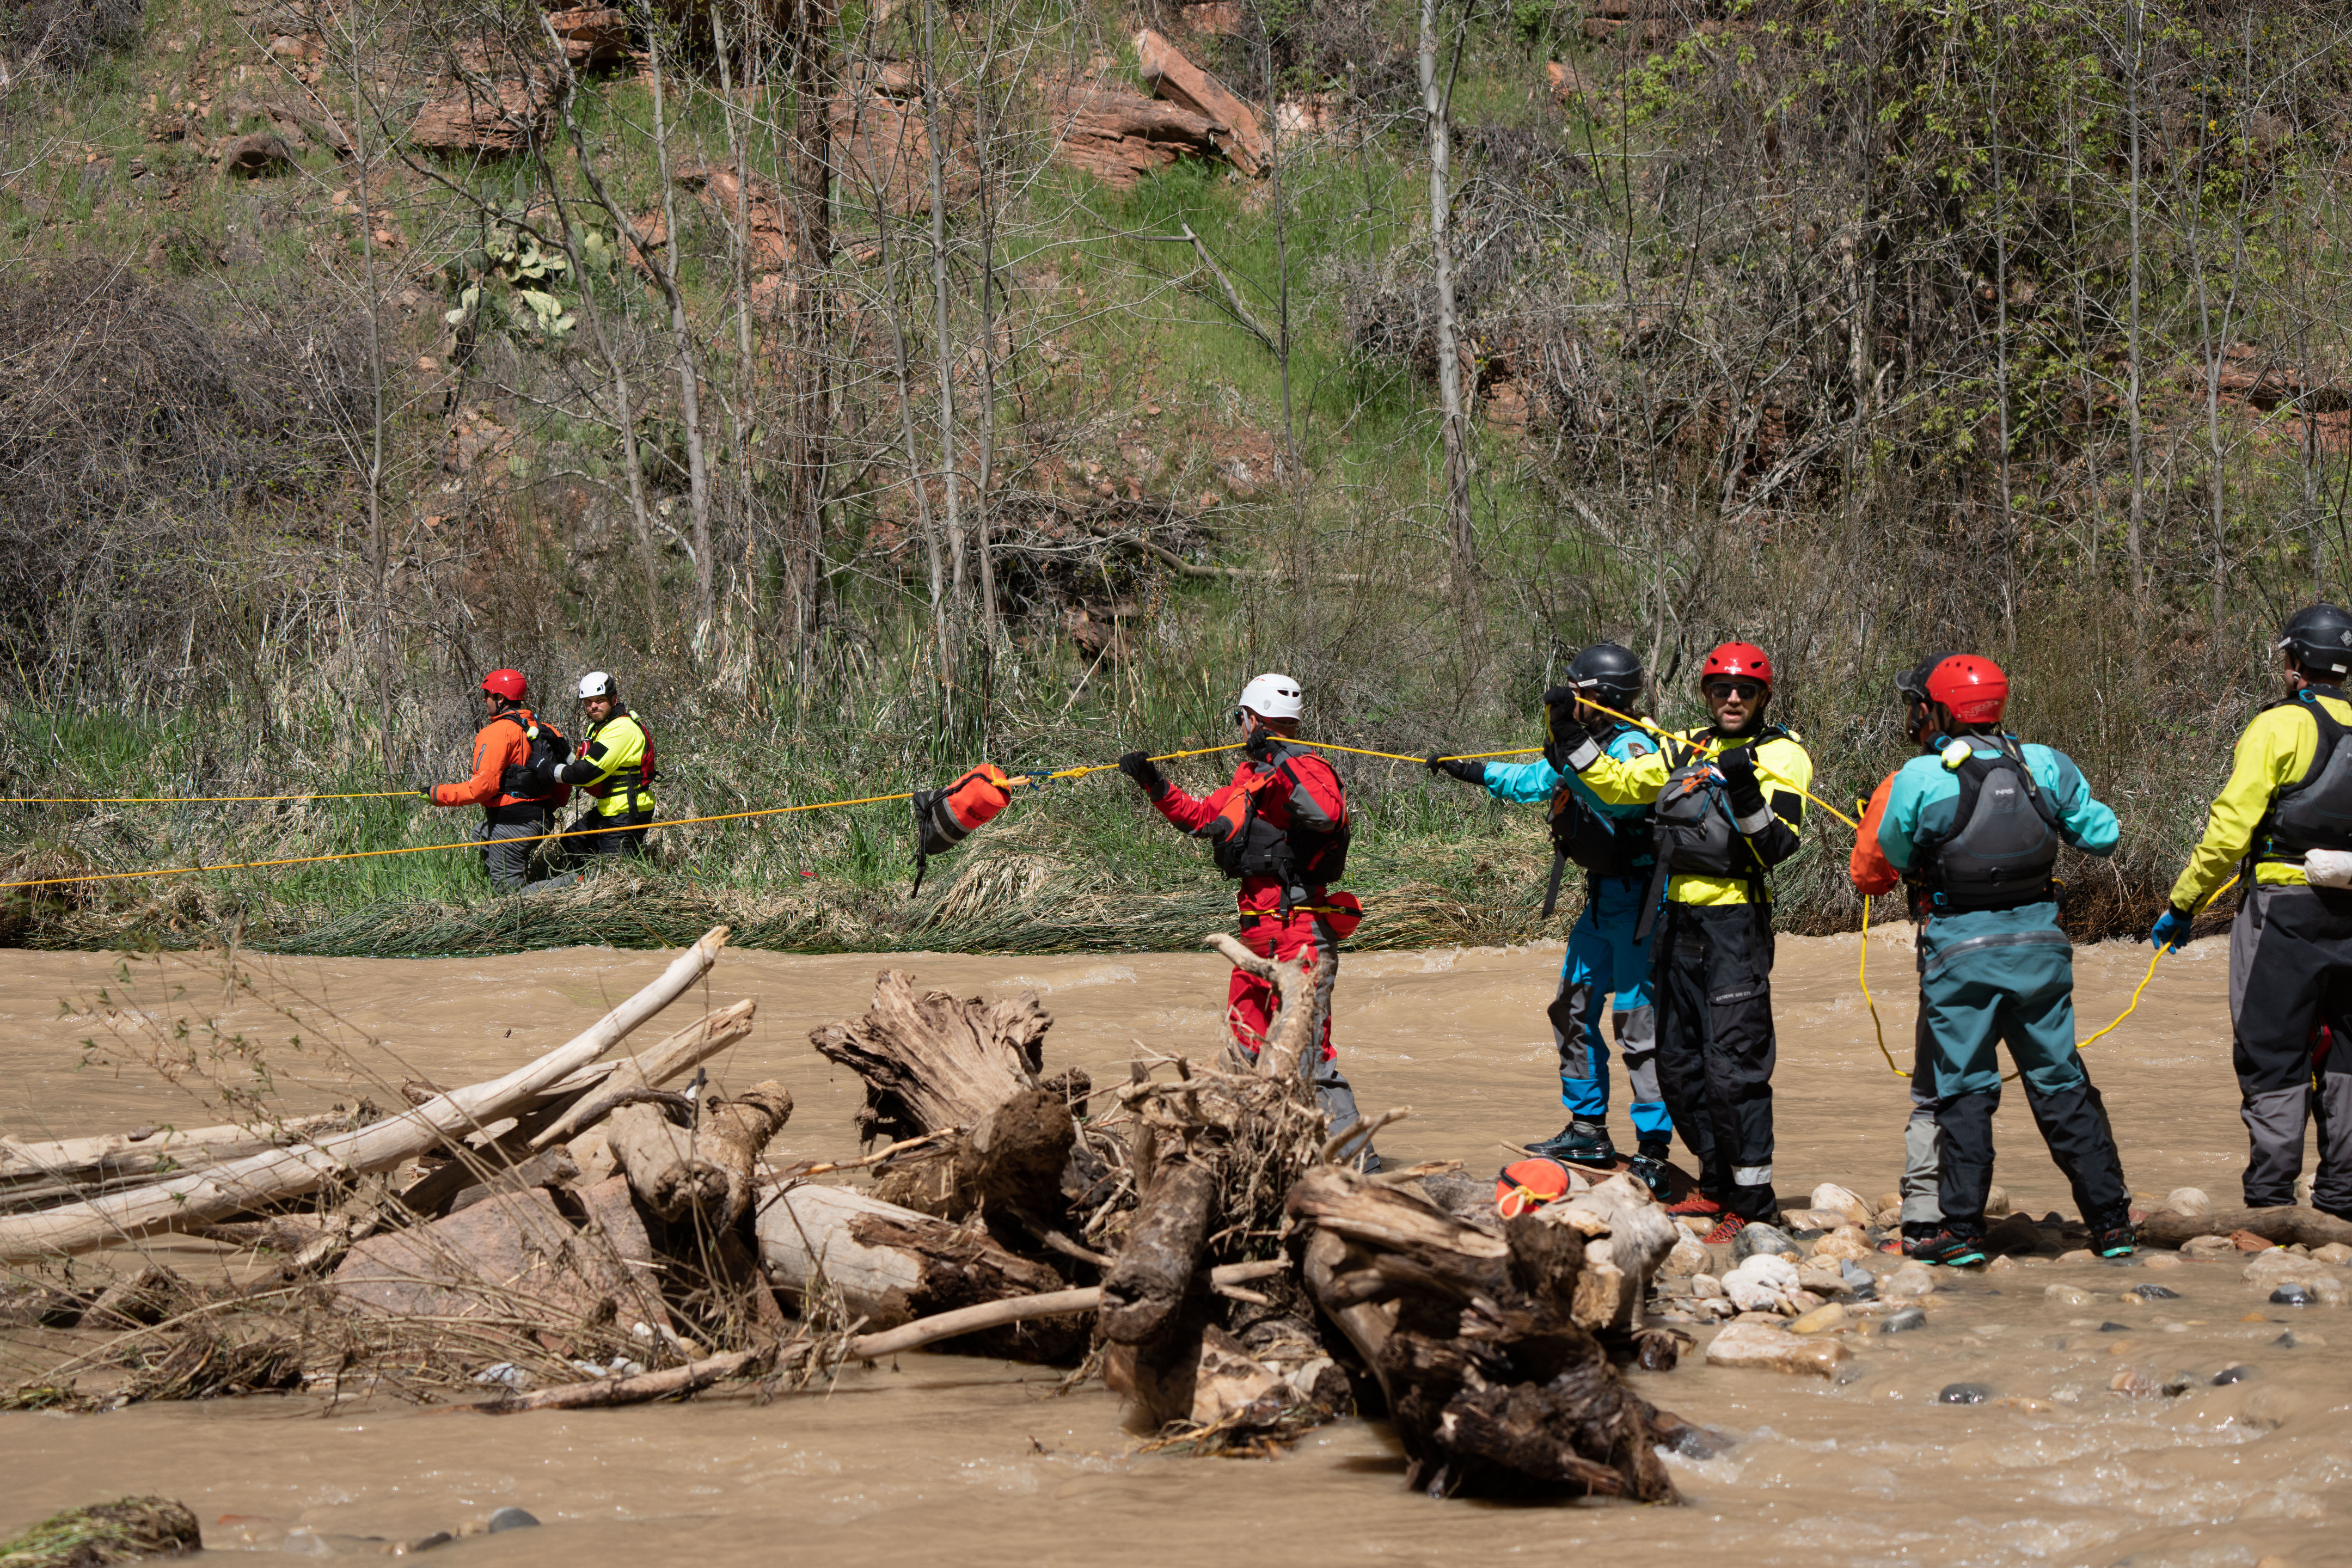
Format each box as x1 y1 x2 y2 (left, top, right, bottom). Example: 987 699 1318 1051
1851 652 2134 1265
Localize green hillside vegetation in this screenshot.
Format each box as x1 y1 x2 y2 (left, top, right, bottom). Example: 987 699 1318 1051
0 0 2343 953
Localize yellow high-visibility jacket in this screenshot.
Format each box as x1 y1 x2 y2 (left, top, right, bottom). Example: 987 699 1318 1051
566 709 657 819
1570 726 1814 906
2171 689 2352 908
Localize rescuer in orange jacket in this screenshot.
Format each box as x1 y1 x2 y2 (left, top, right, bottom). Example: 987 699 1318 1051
420 669 571 892
1114 673 1375 1166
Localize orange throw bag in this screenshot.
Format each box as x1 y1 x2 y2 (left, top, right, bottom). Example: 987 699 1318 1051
910 764 1013 892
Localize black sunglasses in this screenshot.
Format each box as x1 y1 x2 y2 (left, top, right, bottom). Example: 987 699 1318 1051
1704 679 1766 700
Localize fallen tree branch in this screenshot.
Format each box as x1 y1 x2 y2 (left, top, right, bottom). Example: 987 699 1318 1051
2139 1204 2352 1249
529 997 758 1149
0 929 731 1262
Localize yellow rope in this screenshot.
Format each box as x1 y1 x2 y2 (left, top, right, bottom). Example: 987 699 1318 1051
0 789 420 805
1860 895 1907 1078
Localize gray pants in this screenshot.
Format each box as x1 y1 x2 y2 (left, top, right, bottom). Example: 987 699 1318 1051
1901 1007 1944 1226
480 819 547 893
2230 885 2352 1211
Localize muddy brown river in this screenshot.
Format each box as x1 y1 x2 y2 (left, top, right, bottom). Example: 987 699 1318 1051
3 932 2345 1566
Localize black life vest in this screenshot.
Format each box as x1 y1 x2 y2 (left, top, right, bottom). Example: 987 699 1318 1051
1651 726 1787 877
2261 690 2352 864
1199 745 1351 890
1908 737 2062 912
489 710 571 820
1546 727 1652 877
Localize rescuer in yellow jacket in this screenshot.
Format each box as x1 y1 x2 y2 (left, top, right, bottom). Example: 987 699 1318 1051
2158 605 2352 1216
1552 640 1814 1242
543 670 658 861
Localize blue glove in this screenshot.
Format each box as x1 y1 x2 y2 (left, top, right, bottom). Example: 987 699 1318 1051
2151 906 2192 952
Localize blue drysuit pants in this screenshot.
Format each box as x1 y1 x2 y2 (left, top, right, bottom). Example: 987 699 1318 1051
1545 874 1673 1143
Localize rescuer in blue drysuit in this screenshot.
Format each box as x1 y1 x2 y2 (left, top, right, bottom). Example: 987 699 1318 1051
1428 642 1673 1196
1851 652 2135 1265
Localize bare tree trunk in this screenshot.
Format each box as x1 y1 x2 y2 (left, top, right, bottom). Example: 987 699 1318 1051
782 0 835 674
2125 0 2146 617
347 52 394 764
1420 0 1477 631
920 0 966 620
646 23 717 654
712 2 763 678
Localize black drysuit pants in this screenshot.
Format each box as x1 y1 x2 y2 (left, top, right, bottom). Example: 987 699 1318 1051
1653 900 1779 1220
2230 884 2352 1213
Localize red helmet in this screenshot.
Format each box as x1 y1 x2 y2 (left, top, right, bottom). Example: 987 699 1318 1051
1496 1158 1573 1219
480 669 528 702
1700 641 1773 690
1922 654 2007 725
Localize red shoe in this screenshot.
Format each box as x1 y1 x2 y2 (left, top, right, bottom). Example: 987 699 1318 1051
1664 1190 1725 1217
1700 1213 1748 1245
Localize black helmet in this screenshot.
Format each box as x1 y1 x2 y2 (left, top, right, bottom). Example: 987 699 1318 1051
1894 652 1958 707
2280 605 2352 679
1566 641 1644 712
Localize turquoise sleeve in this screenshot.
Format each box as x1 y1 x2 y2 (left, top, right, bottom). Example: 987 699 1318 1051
1483 757 1560 805
2039 748 2121 857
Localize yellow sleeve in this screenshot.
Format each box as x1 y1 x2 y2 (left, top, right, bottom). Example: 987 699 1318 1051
1572 732 1676 806
1754 734 1813 825
2170 707 2309 909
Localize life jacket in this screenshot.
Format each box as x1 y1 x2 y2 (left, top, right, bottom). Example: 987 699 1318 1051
583 708 658 813
1907 736 2062 913
2259 689 2352 865
1496 1157 1573 1219
1197 742 1350 897
910 763 1014 893
1546 726 1652 878
488 710 570 823
1651 726 1787 878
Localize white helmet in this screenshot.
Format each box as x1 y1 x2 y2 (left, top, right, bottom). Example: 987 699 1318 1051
578 670 617 700
1236 672 1304 722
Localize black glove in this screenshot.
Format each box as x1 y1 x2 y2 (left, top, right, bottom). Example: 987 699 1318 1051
1716 743 1767 820
1425 752 1487 786
1117 750 1167 798
418 786 438 804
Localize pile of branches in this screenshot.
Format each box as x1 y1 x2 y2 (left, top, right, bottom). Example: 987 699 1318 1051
1 924 1704 1501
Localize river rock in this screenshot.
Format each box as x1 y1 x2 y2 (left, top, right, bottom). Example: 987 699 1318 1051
2044 1283 2098 1307
1983 1185 2011 1218
2126 1283 2180 1301
2143 1252 2186 1271
2270 1283 2316 1306
1879 1306 1928 1334
2245 1251 2334 1291
1797 1256 1850 1295
2232 1229 2278 1252
1983 1213 2045 1255
1733 1223 1802 1261
2316 1242 2352 1266
1724 1253 1803 1313
1886 1263 1935 1298
2160 1186 2214 1217
2181 1235 2238 1260
1810 1229 1872 1261
2212 1363 2259 1385
1938 1382 1993 1404
1841 1259 1876 1296
1691 1272 1725 1299
1810 1183 1873 1224
1704 1319 1850 1377
1660 1231 1710 1276
1788 1302 1847 1334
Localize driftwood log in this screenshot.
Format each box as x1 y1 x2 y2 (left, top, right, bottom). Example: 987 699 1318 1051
1288 1165 1685 1501
754 1182 1087 1360
607 1080 793 1226
2 1110 375 1210
810 972 1073 1226
0 928 731 1263
529 999 759 1149
2140 1204 2352 1249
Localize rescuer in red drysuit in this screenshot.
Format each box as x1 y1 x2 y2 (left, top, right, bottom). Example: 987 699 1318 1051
1116 673 1375 1166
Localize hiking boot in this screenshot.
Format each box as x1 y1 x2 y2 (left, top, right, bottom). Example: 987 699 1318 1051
1527 1120 1617 1165
1700 1212 1747 1246
2090 1218 2137 1258
1625 1153 1672 1202
1664 1190 1725 1217
1912 1229 1989 1267
1878 1223 1936 1257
